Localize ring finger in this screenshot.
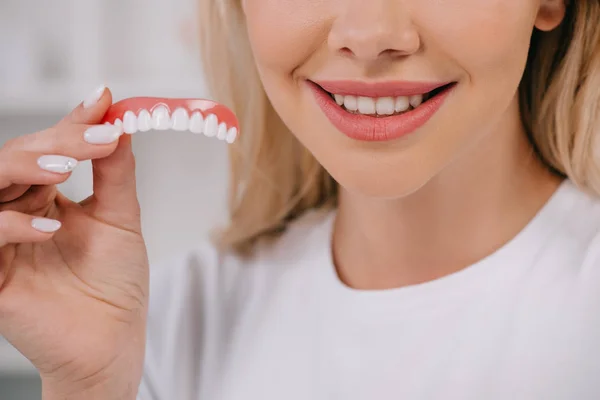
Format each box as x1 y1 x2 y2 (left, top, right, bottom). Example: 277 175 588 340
18 123 123 159
0 210 61 247
0 185 31 203
0 152 78 191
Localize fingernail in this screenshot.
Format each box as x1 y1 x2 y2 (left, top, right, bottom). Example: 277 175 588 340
83 85 106 109
84 125 123 144
31 218 62 233
37 155 78 174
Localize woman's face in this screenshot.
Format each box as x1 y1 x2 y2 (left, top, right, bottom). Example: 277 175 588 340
242 0 565 198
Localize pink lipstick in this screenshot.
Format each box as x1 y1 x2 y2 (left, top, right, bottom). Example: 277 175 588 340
308 80 456 142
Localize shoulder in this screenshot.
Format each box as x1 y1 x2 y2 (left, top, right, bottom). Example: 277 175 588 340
542 180 600 279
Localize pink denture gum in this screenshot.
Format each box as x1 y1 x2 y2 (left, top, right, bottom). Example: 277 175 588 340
102 97 240 144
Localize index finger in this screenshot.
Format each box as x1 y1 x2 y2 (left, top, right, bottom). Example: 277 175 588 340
59 85 113 126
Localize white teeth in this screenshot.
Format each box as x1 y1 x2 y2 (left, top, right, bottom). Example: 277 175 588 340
189 112 204 134
152 106 171 130
376 97 395 116
332 93 425 115
217 122 228 140
110 107 237 143
203 114 218 137
123 111 138 134
409 94 423 108
172 108 190 131
395 97 410 113
343 95 358 111
357 96 376 115
137 110 152 132
226 127 238 144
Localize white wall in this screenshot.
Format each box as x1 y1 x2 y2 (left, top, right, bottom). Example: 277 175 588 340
0 0 230 397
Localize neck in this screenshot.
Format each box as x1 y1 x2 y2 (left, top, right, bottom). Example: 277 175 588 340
333 99 562 290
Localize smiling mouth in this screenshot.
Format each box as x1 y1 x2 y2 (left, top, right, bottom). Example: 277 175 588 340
316 82 455 118
307 79 457 141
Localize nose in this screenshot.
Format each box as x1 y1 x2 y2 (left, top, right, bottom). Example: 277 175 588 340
328 0 420 63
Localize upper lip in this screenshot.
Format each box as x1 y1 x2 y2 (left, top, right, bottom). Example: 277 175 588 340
310 80 453 98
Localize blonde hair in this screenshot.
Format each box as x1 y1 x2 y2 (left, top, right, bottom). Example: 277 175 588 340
198 0 600 255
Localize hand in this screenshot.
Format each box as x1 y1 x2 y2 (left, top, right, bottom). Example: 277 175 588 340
0 86 149 399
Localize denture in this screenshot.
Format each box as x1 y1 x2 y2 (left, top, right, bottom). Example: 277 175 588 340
102 97 239 143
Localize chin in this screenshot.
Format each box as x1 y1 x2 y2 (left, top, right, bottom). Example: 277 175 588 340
325 161 434 200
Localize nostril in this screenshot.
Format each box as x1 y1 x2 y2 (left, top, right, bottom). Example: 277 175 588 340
339 47 354 57
337 46 411 61
381 48 409 58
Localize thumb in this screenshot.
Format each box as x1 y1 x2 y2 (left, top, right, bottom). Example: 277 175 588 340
67 86 141 232
88 132 142 233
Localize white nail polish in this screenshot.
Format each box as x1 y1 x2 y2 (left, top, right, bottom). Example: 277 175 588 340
31 218 62 233
84 125 123 144
83 85 106 109
37 155 78 173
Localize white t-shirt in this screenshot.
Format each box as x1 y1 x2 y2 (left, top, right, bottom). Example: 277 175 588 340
137 180 600 400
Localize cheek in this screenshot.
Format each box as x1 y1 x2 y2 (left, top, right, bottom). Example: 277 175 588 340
243 0 331 145
244 0 328 75
424 0 537 83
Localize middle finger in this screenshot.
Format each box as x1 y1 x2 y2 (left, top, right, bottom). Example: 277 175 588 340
16 124 123 161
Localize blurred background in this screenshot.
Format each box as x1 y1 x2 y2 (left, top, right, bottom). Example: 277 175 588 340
0 1 230 398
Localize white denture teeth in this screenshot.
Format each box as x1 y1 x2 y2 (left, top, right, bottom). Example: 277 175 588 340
104 108 238 143
152 106 171 130
123 111 138 134
172 108 190 131
217 122 228 140
203 114 218 137
138 109 152 132
225 127 238 144
189 112 204 134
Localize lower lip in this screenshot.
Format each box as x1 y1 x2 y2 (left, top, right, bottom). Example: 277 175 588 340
308 82 455 142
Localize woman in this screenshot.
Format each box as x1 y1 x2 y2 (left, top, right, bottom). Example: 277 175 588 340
0 0 599 399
